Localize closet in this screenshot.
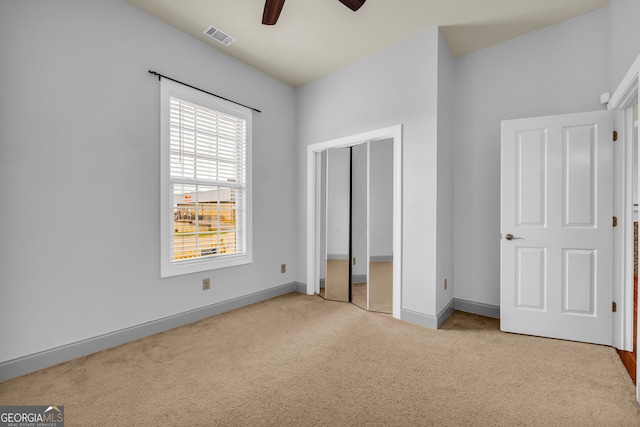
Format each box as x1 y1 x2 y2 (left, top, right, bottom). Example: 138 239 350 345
318 139 393 313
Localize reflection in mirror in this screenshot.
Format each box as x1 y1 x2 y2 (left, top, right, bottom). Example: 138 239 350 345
324 147 350 302
351 143 368 310
368 139 393 313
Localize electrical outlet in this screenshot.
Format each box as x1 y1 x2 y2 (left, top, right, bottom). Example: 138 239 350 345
281 264 286 274
203 278 210 291
444 278 447 290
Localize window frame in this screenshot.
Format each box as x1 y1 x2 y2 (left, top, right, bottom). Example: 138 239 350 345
160 79 252 278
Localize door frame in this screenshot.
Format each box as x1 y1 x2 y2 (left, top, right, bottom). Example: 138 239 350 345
306 125 403 319
608 53 639 403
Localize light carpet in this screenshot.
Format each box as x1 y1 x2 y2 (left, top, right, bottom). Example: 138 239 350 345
1 293 639 426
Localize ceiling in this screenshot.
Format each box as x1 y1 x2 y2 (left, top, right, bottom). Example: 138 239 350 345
126 0 610 87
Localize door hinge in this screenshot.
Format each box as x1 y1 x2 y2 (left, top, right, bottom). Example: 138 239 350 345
612 216 618 227
612 301 617 312
613 130 618 142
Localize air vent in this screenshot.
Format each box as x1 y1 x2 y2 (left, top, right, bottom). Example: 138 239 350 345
203 25 236 46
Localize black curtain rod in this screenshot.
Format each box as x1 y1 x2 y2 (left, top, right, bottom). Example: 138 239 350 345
148 70 261 113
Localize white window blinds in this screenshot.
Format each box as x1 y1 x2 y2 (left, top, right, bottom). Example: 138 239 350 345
169 96 247 262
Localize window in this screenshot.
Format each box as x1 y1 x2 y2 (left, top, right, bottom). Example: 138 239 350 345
160 79 252 277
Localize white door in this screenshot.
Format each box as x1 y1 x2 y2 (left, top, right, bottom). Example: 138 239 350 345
501 111 614 346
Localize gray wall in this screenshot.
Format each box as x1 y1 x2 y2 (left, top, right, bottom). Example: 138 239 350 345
436 30 455 314
2 0 639 368
369 139 394 259
296 29 442 319
326 148 351 258
324 140 392 277
0 0 296 364
451 8 611 307
610 0 640 90
351 144 368 276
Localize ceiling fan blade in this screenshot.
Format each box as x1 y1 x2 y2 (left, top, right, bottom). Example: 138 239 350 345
338 0 366 12
262 0 286 25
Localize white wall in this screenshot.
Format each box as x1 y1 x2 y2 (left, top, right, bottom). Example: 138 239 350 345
0 0 296 363
452 9 611 306
296 29 441 318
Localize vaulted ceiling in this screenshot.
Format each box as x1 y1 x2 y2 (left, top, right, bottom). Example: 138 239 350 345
126 0 610 87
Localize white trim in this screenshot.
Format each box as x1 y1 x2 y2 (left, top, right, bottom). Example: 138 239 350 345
366 141 371 311
614 109 632 352
306 125 403 319
608 52 640 405
609 108 630 352
314 153 323 295
608 54 640 112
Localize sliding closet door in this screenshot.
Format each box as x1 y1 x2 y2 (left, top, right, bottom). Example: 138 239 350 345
368 139 393 313
324 147 350 302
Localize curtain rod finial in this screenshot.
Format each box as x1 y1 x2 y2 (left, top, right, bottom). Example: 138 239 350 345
148 70 161 81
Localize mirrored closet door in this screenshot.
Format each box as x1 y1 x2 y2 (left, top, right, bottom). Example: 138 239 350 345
318 139 393 313
323 147 350 302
